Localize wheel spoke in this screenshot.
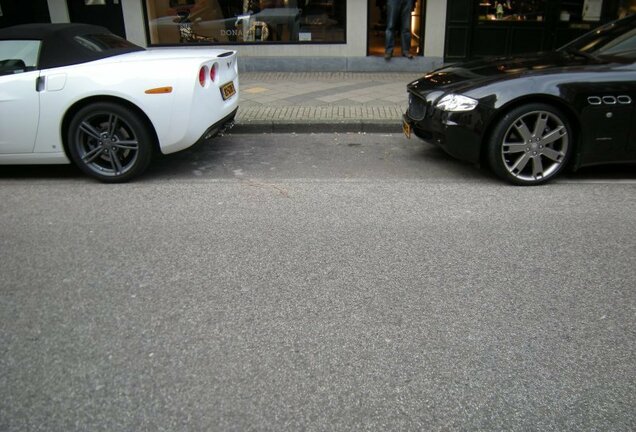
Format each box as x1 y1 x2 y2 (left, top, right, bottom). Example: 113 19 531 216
503 143 528 154
511 152 531 173
113 140 139 151
79 122 103 141
107 114 119 139
532 156 544 178
533 113 548 138
542 147 564 162
82 145 105 163
540 126 566 146
109 149 123 174
514 119 533 142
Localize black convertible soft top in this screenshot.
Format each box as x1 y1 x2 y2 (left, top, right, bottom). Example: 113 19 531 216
0 23 144 69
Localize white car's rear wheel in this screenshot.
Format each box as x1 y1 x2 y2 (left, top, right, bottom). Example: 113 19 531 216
68 102 153 182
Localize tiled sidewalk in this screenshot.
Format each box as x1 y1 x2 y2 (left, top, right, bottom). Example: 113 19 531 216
234 72 422 133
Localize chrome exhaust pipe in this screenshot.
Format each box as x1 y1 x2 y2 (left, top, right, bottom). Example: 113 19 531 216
219 120 235 136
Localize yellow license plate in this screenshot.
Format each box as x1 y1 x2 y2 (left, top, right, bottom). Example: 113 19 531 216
221 82 236 100
402 118 412 139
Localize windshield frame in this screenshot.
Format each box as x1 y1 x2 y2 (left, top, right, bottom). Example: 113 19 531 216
557 15 636 59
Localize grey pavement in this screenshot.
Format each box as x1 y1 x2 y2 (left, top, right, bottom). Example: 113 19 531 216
235 72 423 133
1 134 635 431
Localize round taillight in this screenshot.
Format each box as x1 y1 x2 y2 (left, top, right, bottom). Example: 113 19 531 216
210 63 217 83
199 66 207 87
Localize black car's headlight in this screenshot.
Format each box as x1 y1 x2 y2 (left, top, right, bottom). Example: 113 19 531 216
435 94 478 112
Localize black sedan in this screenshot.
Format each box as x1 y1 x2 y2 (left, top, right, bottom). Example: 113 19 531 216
403 14 636 185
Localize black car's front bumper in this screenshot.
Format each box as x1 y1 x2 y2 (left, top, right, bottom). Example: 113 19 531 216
403 91 487 164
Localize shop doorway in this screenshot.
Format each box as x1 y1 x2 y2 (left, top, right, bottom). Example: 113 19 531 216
445 0 632 62
368 0 424 56
0 0 50 29
67 0 125 38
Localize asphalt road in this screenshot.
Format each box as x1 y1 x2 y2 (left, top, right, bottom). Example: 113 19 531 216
1 133 635 431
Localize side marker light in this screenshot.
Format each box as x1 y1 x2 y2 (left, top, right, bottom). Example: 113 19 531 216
145 87 173 94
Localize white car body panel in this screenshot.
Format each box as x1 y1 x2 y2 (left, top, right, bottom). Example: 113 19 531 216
0 70 40 154
0 47 239 164
0 152 68 164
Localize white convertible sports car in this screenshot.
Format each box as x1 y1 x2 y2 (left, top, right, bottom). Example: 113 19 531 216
0 23 239 182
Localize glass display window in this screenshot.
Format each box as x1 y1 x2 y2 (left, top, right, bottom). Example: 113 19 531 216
477 0 547 22
618 0 636 17
558 1 607 32
144 0 346 45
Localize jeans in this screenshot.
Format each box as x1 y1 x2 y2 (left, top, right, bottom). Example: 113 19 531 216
385 0 413 55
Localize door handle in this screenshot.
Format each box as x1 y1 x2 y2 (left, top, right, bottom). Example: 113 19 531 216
36 76 45 92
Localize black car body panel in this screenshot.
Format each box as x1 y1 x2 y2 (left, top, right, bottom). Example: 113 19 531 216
404 15 636 172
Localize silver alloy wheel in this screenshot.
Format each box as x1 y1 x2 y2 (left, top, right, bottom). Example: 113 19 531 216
500 110 569 182
74 112 140 177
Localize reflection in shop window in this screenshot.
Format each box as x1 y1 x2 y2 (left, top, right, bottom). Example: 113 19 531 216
556 0 605 23
619 0 636 17
145 0 346 45
478 0 546 22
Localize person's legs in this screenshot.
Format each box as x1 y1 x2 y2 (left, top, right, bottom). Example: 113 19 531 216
385 0 399 58
400 0 413 58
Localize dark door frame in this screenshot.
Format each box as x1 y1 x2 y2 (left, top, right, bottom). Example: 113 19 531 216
66 0 126 38
366 0 427 56
444 0 623 62
0 0 50 29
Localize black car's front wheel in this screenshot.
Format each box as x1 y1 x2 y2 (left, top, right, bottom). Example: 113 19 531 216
487 103 572 185
67 102 154 182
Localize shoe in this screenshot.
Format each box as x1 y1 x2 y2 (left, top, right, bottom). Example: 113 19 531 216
403 53 413 60
384 52 392 61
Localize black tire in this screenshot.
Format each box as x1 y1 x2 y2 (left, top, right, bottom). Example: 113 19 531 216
486 103 572 186
67 102 154 183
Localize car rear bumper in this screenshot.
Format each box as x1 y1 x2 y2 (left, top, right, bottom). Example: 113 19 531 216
198 107 238 142
160 82 239 155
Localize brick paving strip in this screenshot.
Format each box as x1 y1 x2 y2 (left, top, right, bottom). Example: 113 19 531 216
232 72 423 133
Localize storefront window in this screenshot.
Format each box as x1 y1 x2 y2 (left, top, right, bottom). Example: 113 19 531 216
560 0 603 23
618 0 636 17
477 1 547 22
144 0 345 45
